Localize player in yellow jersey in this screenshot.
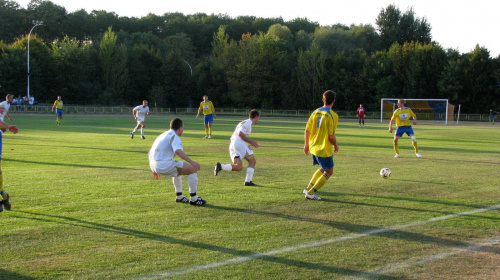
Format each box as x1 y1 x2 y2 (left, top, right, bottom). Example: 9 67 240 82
389 99 422 158
196 95 216 139
51 96 64 125
303 90 339 200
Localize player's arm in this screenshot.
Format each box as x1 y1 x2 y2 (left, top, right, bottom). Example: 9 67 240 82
304 129 310 155
175 149 200 170
132 109 137 120
329 134 338 152
412 114 418 125
238 131 258 148
51 101 56 112
212 107 216 118
389 119 394 133
6 112 11 121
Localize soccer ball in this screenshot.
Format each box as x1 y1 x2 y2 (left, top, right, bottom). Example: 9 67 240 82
380 168 391 179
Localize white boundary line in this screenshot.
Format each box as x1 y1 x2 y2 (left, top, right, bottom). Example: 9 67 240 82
135 205 500 280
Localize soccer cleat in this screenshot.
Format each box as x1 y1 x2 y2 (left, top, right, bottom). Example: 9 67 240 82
244 181 257 186
141 135 145 140
416 153 422 158
203 136 208 139
189 197 206 206
302 189 308 195
2 194 11 210
305 193 321 200
130 132 134 139
394 154 400 158
214 162 222 176
175 196 189 203
208 135 212 139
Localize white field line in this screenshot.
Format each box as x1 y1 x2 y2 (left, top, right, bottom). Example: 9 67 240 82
134 205 500 280
345 238 500 279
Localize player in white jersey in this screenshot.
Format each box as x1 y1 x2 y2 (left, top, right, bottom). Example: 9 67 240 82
214 109 260 186
131 100 150 139
149 118 206 206
0 94 14 125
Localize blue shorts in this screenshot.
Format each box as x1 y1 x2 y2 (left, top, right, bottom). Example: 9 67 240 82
312 154 334 171
204 114 213 124
56 108 63 117
395 126 414 137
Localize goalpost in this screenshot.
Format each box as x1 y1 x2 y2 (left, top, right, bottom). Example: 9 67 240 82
380 98 455 125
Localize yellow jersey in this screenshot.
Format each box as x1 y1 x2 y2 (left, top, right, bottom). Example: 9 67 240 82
53 100 63 109
199 101 214 115
306 107 338 157
391 107 415 127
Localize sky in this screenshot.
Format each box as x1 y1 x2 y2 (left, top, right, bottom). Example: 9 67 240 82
17 0 500 57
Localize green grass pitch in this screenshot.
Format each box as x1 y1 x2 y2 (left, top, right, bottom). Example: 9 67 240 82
1 114 499 279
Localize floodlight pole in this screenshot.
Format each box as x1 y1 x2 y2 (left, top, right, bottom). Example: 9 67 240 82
27 20 44 99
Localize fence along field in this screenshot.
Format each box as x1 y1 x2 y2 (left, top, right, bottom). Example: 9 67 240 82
0 114 498 279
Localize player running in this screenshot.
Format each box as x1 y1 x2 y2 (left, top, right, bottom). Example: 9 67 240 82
389 99 422 158
214 109 260 186
131 100 150 139
303 90 339 200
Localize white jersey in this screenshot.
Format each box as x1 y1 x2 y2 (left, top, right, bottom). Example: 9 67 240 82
149 130 183 162
0 101 10 122
230 119 253 146
133 105 149 121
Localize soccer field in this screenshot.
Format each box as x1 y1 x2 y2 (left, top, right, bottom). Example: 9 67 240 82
1 114 499 279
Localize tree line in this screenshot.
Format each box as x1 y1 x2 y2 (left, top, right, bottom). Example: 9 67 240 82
1 0 499 113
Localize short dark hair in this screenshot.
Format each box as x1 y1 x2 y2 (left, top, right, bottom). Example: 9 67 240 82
249 109 260 119
170 118 183 130
323 90 336 105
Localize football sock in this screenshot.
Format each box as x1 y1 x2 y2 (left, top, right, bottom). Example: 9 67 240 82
132 128 137 133
394 143 399 154
0 173 5 199
412 141 419 153
209 127 212 136
187 174 198 199
204 127 209 136
307 169 323 191
245 167 254 182
308 173 330 195
141 127 144 136
221 164 232 171
172 176 182 193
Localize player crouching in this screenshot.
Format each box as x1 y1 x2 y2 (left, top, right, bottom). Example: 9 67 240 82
149 118 206 206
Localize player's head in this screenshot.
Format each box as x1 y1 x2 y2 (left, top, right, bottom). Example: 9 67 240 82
359 104 363 107
57 96 61 100
323 90 336 106
170 118 184 134
249 109 260 124
397 99 406 108
142 100 148 106
6 94 13 102
203 95 208 101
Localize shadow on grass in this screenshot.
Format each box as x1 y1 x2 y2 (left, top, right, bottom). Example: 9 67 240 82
327 192 500 213
4 159 144 171
205 204 500 255
13 210 401 279
0 269 37 280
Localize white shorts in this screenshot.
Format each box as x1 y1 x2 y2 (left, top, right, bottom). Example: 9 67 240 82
150 160 184 177
229 142 253 163
136 117 145 124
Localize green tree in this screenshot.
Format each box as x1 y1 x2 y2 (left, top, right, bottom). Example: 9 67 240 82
99 27 128 104
376 4 431 50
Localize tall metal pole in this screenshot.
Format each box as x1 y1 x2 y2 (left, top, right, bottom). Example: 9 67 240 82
27 20 43 99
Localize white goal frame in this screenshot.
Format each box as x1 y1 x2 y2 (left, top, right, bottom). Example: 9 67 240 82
380 98 451 125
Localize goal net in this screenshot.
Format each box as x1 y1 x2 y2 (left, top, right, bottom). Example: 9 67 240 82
380 99 455 125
